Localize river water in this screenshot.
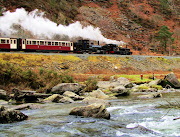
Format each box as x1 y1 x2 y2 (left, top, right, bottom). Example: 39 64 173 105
0 91 180 137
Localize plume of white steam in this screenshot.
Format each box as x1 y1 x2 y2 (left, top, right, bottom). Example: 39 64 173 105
0 8 125 45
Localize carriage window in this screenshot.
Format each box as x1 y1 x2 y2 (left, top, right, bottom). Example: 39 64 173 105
30 41 32 45
32 41 36 45
55 42 58 46
59 42 61 46
37 41 39 45
62 42 65 46
23 40 25 44
11 40 13 44
7 40 9 44
45 41 47 45
14 40 16 44
40 41 44 45
52 42 54 46
71 43 73 47
1 39 6 44
48 42 51 46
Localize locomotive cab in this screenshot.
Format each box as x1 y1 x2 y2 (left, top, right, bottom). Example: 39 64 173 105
74 40 90 53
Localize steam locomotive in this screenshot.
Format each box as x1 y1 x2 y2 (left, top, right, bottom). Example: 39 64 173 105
0 37 132 55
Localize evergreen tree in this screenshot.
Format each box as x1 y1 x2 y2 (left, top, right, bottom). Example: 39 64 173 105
156 25 174 52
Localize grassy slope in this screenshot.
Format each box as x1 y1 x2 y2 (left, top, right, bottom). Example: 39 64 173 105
0 53 179 81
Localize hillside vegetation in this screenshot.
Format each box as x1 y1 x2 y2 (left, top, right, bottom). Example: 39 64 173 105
0 53 179 92
1 0 180 55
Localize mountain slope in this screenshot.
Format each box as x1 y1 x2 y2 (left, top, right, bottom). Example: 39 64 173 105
1 0 180 55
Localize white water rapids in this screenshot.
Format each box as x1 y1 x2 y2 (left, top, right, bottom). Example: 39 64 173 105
0 91 180 137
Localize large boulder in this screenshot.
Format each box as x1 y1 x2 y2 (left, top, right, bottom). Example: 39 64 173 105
111 85 130 96
89 89 109 99
63 91 84 101
97 81 120 89
97 77 130 89
51 83 84 94
0 89 9 101
112 85 126 92
117 77 130 85
69 103 110 119
0 106 28 124
11 89 50 103
163 72 180 89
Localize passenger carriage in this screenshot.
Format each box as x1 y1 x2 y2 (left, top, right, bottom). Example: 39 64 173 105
21 38 74 52
0 37 20 51
0 37 74 52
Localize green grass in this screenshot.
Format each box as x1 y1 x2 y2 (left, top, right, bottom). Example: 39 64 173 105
115 74 152 83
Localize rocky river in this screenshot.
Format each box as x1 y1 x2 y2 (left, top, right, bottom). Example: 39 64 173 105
0 90 179 137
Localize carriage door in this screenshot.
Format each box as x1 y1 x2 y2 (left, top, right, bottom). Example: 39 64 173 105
22 39 26 50
10 38 17 50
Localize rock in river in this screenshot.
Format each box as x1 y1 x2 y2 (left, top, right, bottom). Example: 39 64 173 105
63 91 84 101
51 83 84 94
69 103 110 119
0 106 28 124
0 89 9 101
164 72 180 89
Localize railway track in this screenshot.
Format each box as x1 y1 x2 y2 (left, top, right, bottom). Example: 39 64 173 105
0 51 180 60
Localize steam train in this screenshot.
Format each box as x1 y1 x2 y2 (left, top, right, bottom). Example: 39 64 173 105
0 37 132 55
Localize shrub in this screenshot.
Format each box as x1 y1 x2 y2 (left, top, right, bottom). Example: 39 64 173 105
59 74 74 83
84 77 98 92
39 68 44 75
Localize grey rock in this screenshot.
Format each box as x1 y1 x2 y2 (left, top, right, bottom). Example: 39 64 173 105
111 85 130 96
164 72 180 88
89 89 109 99
63 91 84 101
117 77 130 85
125 83 134 88
69 103 110 119
44 94 63 102
0 106 28 124
0 89 9 101
59 97 74 103
51 83 84 94
148 79 161 86
97 81 120 89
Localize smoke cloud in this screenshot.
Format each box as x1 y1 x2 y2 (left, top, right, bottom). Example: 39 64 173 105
0 8 125 45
